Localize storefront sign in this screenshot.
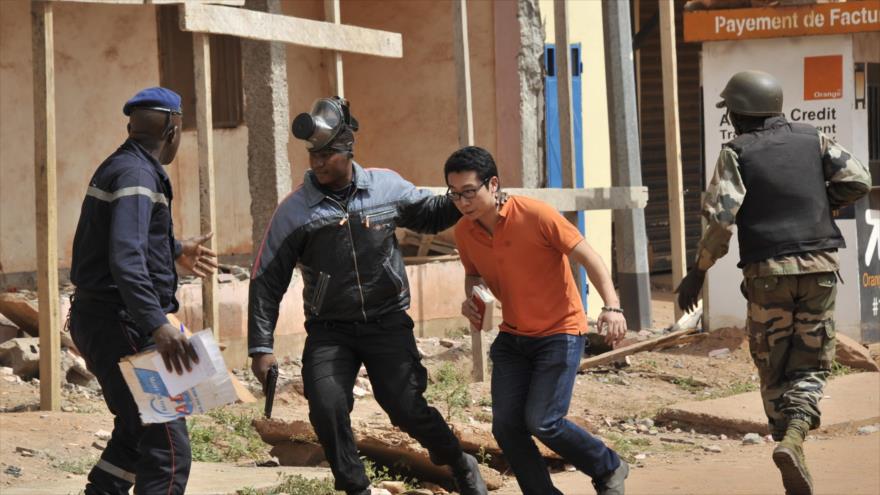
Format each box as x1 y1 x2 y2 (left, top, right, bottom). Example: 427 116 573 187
684 1 880 42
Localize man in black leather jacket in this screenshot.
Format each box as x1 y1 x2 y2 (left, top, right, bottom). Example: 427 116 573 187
248 97 487 495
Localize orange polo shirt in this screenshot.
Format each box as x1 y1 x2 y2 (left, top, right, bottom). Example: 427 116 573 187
454 195 588 338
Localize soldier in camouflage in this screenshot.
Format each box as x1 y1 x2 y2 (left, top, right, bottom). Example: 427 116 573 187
676 70 871 495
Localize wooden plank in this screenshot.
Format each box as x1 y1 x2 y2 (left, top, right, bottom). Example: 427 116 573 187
181 3 402 58
578 302 702 371
323 0 344 97
452 0 474 147
421 186 648 212
31 0 61 412
193 32 220 339
553 0 576 192
659 0 687 321
552 0 582 295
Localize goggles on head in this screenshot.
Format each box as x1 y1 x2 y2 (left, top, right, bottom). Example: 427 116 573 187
291 97 359 152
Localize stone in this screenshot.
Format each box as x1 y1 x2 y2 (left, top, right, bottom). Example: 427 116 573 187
355 376 373 395
95 430 112 441
0 324 19 345
92 441 106 451
634 453 647 460
4 465 22 477
0 366 12 375
702 444 722 453
0 337 40 378
742 433 763 445
708 348 730 358
62 349 96 387
15 446 39 457
376 481 407 494
637 424 649 433
719 434 728 440
352 385 367 398
564 464 576 472
369 489 392 495
857 425 879 435
835 333 880 372
439 338 456 348
637 418 655 428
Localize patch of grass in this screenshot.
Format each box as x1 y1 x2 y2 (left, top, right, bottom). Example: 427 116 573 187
476 446 493 465
238 473 339 495
52 454 98 475
473 411 493 423
671 376 708 394
476 395 492 407
831 360 854 377
188 405 269 462
425 362 471 420
602 432 651 463
362 457 416 488
701 380 759 400
444 326 470 339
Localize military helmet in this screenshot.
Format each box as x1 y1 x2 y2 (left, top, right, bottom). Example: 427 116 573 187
716 70 783 116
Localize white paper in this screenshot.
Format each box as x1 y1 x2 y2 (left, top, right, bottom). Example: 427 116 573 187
151 330 219 397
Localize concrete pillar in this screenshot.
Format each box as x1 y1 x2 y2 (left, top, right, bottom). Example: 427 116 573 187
517 0 545 188
242 0 291 257
601 0 653 330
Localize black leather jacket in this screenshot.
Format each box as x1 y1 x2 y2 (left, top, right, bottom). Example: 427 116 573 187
248 163 460 355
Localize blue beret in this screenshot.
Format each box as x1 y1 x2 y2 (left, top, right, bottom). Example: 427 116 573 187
123 87 182 116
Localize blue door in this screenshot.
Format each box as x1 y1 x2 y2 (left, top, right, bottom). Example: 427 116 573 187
545 43 588 308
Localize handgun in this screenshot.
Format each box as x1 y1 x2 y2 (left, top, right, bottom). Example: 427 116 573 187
263 363 279 419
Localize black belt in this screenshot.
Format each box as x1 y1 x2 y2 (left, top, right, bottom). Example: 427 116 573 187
73 288 125 306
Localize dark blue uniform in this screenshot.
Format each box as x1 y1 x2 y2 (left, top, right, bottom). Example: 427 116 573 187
69 138 190 494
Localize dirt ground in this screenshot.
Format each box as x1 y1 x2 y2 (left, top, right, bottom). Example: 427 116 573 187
1 281 878 494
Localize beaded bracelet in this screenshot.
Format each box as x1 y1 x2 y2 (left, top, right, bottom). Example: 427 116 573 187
601 306 624 314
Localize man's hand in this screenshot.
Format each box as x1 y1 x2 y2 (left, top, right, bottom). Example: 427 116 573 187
177 232 219 278
251 353 277 388
461 298 482 331
152 323 199 375
597 310 627 346
675 268 706 313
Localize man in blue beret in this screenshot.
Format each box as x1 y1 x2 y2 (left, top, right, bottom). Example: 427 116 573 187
69 87 218 495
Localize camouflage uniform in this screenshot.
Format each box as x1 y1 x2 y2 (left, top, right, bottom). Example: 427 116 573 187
696 131 871 439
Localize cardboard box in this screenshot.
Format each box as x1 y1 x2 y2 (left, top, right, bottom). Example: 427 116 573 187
118 330 254 424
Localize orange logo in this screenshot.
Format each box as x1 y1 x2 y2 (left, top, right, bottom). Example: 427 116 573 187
804 55 843 100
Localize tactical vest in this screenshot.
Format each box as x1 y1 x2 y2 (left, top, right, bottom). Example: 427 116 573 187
726 116 844 267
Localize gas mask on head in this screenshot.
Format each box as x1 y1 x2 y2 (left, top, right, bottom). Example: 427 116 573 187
291 97 359 153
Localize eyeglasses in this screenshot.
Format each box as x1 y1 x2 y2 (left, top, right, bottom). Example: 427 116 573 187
446 178 490 201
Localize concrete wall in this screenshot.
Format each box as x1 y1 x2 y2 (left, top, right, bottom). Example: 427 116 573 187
0 1 159 274
0 1 508 359
0 0 508 271
540 0 615 321
0 1 255 273
280 0 500 189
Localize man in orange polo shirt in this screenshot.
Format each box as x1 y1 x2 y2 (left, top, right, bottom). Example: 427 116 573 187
444 146 629 495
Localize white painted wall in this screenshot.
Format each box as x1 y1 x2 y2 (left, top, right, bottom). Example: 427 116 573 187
701 35 864 338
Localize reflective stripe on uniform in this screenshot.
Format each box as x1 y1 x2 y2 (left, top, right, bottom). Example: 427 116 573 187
95 458 137 483
86 185 168 206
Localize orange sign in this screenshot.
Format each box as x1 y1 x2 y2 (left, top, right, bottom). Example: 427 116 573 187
804 55 843 100
683 1 880 42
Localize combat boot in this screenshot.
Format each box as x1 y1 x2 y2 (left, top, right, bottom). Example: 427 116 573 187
592 459 629 495
450 453 488 495
772 418 812 495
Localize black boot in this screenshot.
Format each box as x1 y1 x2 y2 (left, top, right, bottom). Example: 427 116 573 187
450 453 487 495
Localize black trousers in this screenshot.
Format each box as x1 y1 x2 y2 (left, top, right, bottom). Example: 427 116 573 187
69 298 191 495
302 311 463 493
